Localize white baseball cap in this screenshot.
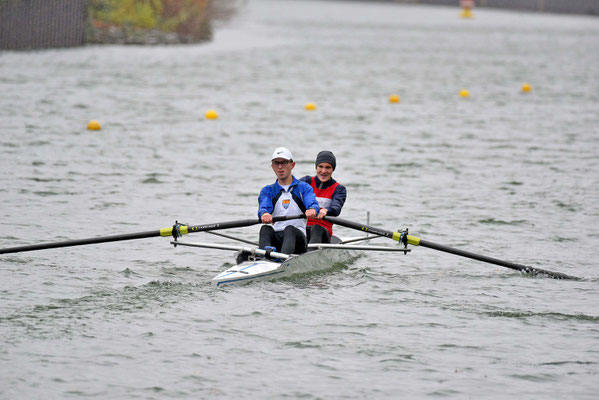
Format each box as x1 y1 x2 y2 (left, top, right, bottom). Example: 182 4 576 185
271 147 293 161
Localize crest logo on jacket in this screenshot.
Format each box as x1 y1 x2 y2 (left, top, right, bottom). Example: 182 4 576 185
282 199 290 209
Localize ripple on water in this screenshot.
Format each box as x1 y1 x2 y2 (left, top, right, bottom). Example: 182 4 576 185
485 310 599 322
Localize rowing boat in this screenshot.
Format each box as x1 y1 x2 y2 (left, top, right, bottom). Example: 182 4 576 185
212 244 356 287
172 237 411 287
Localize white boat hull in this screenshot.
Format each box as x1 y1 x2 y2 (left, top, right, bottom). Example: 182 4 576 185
211 248 357 287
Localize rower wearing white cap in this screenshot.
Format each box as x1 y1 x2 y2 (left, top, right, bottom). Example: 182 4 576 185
257 147 319 255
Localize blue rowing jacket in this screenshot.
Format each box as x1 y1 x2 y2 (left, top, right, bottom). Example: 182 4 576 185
258 176 320 234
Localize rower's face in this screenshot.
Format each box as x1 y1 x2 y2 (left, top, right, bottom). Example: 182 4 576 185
272 158 294 180
316 162 333 182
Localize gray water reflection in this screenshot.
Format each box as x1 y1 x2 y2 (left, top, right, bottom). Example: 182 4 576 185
1 0 598 398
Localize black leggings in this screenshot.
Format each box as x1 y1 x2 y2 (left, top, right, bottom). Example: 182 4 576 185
307 224 331 244
259 225 307 255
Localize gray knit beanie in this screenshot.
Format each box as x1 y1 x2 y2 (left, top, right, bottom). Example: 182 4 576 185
315 150 336 170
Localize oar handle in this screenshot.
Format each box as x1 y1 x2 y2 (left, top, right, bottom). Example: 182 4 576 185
186 214 305 234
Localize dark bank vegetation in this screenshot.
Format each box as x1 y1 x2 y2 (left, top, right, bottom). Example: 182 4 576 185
87 0 244 45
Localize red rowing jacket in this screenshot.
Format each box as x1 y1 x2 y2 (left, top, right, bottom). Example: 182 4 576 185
307 176 339 235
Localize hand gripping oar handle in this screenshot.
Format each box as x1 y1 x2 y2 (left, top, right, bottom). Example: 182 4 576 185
0 214 306 254
324 216 578 280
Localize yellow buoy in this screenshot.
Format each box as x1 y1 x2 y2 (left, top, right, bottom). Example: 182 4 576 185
205 109 219 120
459 89 470 98
87 120 101 130
521 83 532 93
460 8 474 18
389 94 400 103
305 102 316 111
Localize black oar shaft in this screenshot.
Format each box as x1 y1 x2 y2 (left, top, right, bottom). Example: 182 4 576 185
323 216 398 240
417 239 576 280
324 216 577 280
0 230 161 254
186 214 304 233
0 214 305 255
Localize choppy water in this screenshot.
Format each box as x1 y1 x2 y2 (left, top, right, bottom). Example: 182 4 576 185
1 0 598 398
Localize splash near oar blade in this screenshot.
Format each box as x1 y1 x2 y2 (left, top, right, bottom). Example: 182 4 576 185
324 216 578 280
0 214 306 255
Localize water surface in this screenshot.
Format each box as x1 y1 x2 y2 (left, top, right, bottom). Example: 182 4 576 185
1 0 598 398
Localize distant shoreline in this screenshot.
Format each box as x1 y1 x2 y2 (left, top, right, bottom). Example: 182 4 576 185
327 0 599 16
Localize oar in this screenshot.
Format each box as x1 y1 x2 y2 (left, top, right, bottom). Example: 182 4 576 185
0 214 305 254
324 216 578 280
